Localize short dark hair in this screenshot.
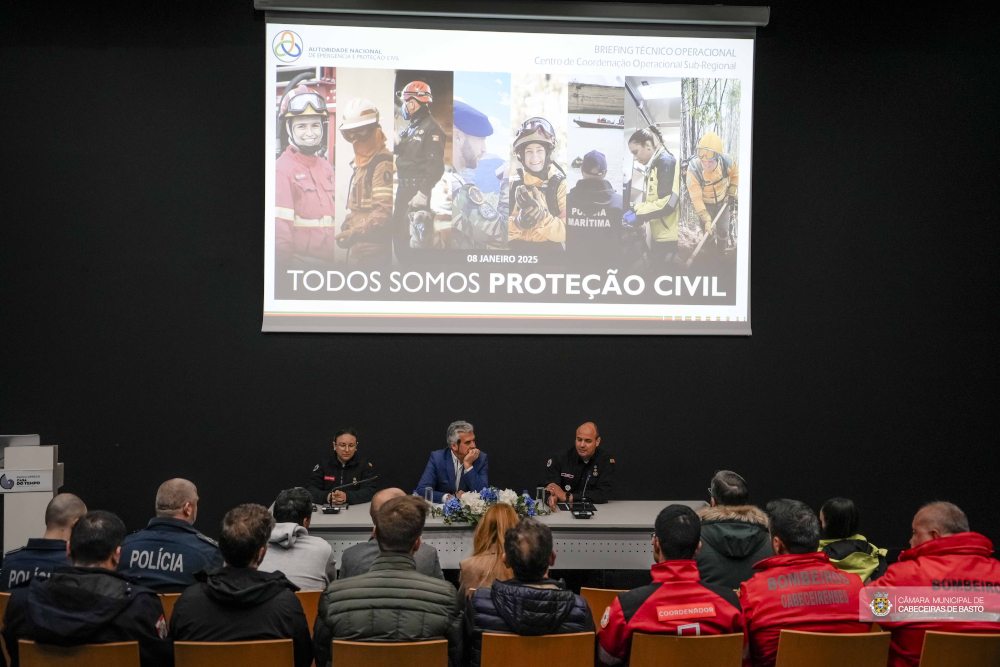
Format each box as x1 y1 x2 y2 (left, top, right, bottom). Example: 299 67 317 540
375 495 427 553
334 427 358 441
654 504 701 560
220 504 275 567
710 470 749 506
766 499 820 553
69 511 127 566
504 518 552 582
820 497 860 540
274 488 313 525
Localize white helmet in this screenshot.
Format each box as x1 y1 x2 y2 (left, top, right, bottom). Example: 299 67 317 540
339 97 380 130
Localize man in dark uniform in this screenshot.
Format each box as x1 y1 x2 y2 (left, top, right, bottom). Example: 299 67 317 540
117 478 223 592
543 422 615 509
567 150 623 265
306 427 378 506
1 493 87 590
393 80 446 261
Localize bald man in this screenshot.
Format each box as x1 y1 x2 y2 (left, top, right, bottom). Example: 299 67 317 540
118 478 223 591
337 488 444 580
877 502 1000 667
543 422 616 509
1 493 87 590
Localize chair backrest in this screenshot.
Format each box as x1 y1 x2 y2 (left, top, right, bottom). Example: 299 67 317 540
157 593 181 628
295 590 323 636
481 632 595 667
630 632 743 667
174 639 294 667
331 639 448 667
774 630 891 667
1 592 10 664
579 587 626 624
919 630 1000 667
19 640 140 667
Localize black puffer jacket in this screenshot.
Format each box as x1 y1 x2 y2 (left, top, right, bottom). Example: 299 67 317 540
464 578 594 667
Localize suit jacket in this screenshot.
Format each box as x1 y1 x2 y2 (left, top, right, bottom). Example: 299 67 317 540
414 448 489 503
339 537 444 580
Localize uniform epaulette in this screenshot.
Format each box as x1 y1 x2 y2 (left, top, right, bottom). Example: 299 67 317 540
195 533 219 548
3 546 25 557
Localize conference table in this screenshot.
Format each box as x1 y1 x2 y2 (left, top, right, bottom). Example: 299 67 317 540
310 500 707 570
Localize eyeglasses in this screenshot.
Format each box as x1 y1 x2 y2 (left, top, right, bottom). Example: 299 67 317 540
287 92 327 114
334 442 358 450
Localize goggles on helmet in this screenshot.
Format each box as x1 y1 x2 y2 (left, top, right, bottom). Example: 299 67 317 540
516 117 556 143
287 92 328 115
698 147 720 161
340 125 374 143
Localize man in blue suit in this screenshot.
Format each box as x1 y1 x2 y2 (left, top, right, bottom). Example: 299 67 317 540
414 420 489 503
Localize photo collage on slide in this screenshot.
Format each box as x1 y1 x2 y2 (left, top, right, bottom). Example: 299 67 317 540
273 66 739 301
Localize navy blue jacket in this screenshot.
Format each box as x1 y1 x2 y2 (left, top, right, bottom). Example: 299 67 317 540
1 538 70 591
464 578 594 667
118 517 223 592
414 448 489 503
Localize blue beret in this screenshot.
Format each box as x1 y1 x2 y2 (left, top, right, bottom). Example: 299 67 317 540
454 100 494 138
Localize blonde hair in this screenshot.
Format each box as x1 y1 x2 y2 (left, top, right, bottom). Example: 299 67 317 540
464 503 518 591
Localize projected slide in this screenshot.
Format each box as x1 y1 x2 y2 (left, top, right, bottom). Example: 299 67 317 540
264 23 754 334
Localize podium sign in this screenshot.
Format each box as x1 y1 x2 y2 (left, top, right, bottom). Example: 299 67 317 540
0 469 54 493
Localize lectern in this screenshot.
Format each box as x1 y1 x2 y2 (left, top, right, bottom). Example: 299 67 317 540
0 434 64 552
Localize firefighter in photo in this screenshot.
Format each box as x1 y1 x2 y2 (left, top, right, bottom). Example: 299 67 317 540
274 84 337 268
336 97 394 265
567 150 622 264
543 422 615 509
686 131 739 255
393 81 446 259
305 428 378 506
624 125 679 268
508 117 567 255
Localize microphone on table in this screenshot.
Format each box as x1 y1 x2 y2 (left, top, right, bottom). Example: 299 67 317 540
572 473 595 519
328 475 379 492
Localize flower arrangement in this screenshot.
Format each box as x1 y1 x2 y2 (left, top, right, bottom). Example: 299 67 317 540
432 487 548 525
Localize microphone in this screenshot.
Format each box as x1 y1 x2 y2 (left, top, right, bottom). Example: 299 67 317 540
580 472 591 505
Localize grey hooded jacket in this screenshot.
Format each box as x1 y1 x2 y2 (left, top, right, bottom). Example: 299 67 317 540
258 522 337 591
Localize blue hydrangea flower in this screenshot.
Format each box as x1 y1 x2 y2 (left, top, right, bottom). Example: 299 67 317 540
527 508 536 516
443 497 462 516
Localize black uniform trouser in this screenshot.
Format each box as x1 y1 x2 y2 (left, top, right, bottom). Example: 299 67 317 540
706 200 730 240
393 184 420 263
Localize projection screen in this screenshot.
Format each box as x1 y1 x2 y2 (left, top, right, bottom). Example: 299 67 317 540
262 6 763 334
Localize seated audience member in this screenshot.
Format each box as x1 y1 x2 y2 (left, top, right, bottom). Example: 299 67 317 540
259 487 337 590
465 518 593 667
1 493 87 591
170 503 313 667
314 495 461 667
598 505 744 666
740 499 868 667
339 487 444 579
118 478 223 591
877 502 1000 667
696 470 773 589
458 502 517 598
2 511 172 667
818 497 887 582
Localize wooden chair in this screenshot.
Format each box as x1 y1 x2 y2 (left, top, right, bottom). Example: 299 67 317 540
918 630 1000 666
580 587 626 624
331 639 448 667
1 591 10 664
774 629 891 667
295 590 323 636
19 640 139 667
157 593 181 628
630 632 743 667
481 632 595 667
175 639 294 667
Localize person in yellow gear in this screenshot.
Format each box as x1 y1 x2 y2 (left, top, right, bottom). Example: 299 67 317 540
507 117 567 256
686 131 739 252
624 125 680 268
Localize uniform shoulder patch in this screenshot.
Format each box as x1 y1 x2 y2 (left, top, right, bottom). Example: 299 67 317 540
468 185 485 205
601 606 611 628
313 464 321 471
432 134 440 141
195 533 219 548
610 458 615 463
156 615 168 639
546 459 552 467
369 462 373 467
383 170 392 184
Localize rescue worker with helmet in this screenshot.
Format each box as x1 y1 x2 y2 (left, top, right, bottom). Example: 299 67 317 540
623 125 679 268
336 97 394 265
507 116 567 255
394 81 446 260
686 131 739 255
274 84 337 269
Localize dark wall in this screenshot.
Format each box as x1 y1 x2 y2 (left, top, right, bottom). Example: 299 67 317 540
1 1 996 553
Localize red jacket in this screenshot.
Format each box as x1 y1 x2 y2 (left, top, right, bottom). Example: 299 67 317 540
274 146 337 263
739 552 868 667
876 532 1000 667
597 559 743 665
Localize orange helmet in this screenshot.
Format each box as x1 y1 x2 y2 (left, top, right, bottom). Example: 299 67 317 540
398 81 433 104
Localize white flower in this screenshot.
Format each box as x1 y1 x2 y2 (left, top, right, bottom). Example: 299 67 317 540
461 491 486 515
497 489 519 506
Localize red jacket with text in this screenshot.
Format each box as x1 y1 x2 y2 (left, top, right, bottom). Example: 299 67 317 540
876 532 1000 667
739 552 868 667
597 559 744 665
274 145 337 263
